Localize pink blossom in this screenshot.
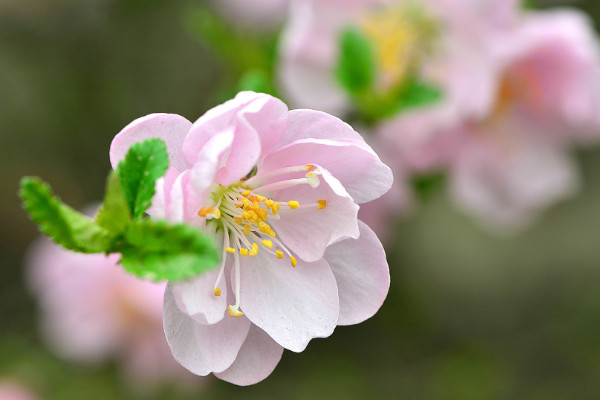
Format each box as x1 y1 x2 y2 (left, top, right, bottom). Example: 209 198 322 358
381 8 600 231
0 382 37 400
27 237 194 385
109 91 393 385
211 0 290 32
277 0 519 116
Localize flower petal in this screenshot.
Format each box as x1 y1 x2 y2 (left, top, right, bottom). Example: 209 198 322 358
237 254 339 353
163 288 251 376
262 138 392 204
167 266 228 326
450 137 579 232
269 166 359 262
275 109 372 149
261 110 392 203
325 220 390 326
214 325 284 386
109 113 191 171
183 92 288 186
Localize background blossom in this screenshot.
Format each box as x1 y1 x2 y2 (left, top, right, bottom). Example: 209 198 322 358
26 236 194 386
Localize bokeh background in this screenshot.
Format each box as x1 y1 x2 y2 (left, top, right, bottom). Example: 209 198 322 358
2 0 600 398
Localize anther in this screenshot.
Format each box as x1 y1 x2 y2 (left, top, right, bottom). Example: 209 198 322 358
275 251 284 259
288 201 300 209
249 243 259 257
317 200 327 210
242 190 251 197
240 248 249 256
228 305 244 317
290 256 297 267
244 225 251 235
213 287 221 296
262 239 273 248
225 247 236 254
305 171 321 188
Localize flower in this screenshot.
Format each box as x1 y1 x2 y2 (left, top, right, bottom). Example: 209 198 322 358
211 0 290 32
277 0 519 116
380 7 600 231
27 234 194 386
0 381 37 400
109 91 393 385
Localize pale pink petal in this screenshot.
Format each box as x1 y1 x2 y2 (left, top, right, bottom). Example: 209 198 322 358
166 170 207 227
163 288 251 376
167 266 228 325
277 0 352 115
262 138 392 204
215 325 284 386
185 130 235 223
238 254 339 352
275 109 371 149
183 92 288 186
146 166 179 220
109 113 191 171
269 166 359 262
325 220 389 326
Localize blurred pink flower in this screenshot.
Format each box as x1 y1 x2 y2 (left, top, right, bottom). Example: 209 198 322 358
381 7 600 231
277 0 519 116
0 382 37 400
109 91 393 385
27 237 194 385
212 0 290 32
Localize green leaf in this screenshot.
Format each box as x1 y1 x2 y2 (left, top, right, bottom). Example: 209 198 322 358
19 177 112 253
238 69 277 96
336 28 376 95
96 171 132 235
119 220 220 282
117 138 168 219
397 80 443 110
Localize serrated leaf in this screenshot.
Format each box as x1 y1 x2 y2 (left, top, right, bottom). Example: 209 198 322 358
96 171 132 235
336 28 376 95
19 177 112 253
117 138 168 219
119 220 220 282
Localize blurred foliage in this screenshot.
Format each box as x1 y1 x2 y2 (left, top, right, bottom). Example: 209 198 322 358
2 0 600 399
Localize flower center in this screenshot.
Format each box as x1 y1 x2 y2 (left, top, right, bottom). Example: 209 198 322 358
360 2 438 90
197 164 327 317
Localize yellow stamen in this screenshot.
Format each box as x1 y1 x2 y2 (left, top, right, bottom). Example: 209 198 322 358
275 251 284 259
268 229 276 237
225 247 236 254
244 224 251 235
242 189 251 197
272 203 280 214
228 305 244 317
240 248 249 256
213 287 221 296
197 207 208 217
256 195 266 202
290 256 297 267
305 164 314 170
249 243 259 257
234 217 242 224
317 200 327 210
288 201 300 209
262 239 273 248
